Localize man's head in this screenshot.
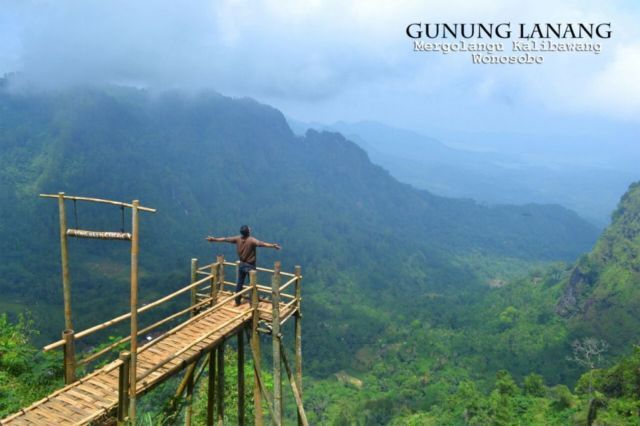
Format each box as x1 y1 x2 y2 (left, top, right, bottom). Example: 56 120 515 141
240 225 251 238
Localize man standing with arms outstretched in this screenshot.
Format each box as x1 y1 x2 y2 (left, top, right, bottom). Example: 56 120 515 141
206 225 281 305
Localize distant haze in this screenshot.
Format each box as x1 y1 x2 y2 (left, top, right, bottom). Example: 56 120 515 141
289 119 636 227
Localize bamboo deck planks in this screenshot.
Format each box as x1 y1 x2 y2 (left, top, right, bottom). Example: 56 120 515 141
1 293 292 425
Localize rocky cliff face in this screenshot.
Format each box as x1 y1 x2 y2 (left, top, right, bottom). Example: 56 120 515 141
556 266 591 318
557 182 640 348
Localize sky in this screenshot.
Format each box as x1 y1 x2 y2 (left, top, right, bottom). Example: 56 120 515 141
0 0 638 162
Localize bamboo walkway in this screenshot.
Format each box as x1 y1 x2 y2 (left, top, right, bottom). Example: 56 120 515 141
5 195 307 425
1 294 296 425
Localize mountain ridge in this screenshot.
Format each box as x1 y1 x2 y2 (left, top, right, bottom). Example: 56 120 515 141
0 85 598 369
289 119 637 227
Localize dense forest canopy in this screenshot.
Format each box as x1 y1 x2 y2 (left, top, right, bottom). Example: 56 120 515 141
2 84 639 424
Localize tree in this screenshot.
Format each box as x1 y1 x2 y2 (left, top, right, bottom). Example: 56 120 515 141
495 370 519 397
0 314 62 417
490 370 520 425
567 337 609 395
523 373 545 397
498 307 519 329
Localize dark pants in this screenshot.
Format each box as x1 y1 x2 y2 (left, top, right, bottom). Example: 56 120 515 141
236 262 256 304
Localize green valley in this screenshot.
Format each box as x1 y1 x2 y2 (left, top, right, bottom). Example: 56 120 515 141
1 85 638 425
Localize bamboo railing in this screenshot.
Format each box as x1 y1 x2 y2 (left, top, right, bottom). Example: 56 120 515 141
36 257 304 425
43 259 301 367
43 274 214 352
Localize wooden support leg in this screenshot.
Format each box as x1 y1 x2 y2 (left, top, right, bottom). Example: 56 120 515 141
63 329 76 384
174 363 198 401
238 331 245 426
185 360 195 426
217 342 225 425
117 351 131 426
295 315 303 426
272 262 282 425
207 349 216 426
280 339 309 426
250 271 263 426
294 265 303 426
244 329 276 422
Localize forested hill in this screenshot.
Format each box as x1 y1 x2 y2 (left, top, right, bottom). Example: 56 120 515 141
557 181 640 348
0 83 610 424
0 86 598 337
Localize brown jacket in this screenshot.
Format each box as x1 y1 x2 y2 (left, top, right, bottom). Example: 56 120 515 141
223 236 267 264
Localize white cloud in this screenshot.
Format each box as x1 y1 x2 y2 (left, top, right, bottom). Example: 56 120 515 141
586 43 640 118
0 0 639 123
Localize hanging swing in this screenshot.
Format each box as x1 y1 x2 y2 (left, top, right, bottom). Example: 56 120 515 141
66 202 132 241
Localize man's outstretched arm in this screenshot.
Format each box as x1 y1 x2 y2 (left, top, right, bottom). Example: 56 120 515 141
257 240 281 250
206 236 237 243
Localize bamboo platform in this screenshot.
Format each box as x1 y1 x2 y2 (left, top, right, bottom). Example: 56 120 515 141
9 195 307 425
1 293 296 425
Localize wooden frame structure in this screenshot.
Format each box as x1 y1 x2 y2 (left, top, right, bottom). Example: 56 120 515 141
190 259 308 426
39 192 156 423
4 193 308 425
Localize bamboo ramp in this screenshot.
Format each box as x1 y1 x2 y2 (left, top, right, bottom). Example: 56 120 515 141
1 293 296 425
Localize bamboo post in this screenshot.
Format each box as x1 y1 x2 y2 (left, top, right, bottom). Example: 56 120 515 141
185 361 195 426
211 255 223 305
58 192 73 331
62 329 76 384
216 342 225 425
250 270 263 426
117 351 131 425
280 341 309 426
294 265 303 426
129 199 140 423
210 258 219 307
207 348 216 426
190 258 198 317
272 261 282 424
238 330 245 426
218 255 225 298
244 329 276 419
174 363 198 401
236 260 240 293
